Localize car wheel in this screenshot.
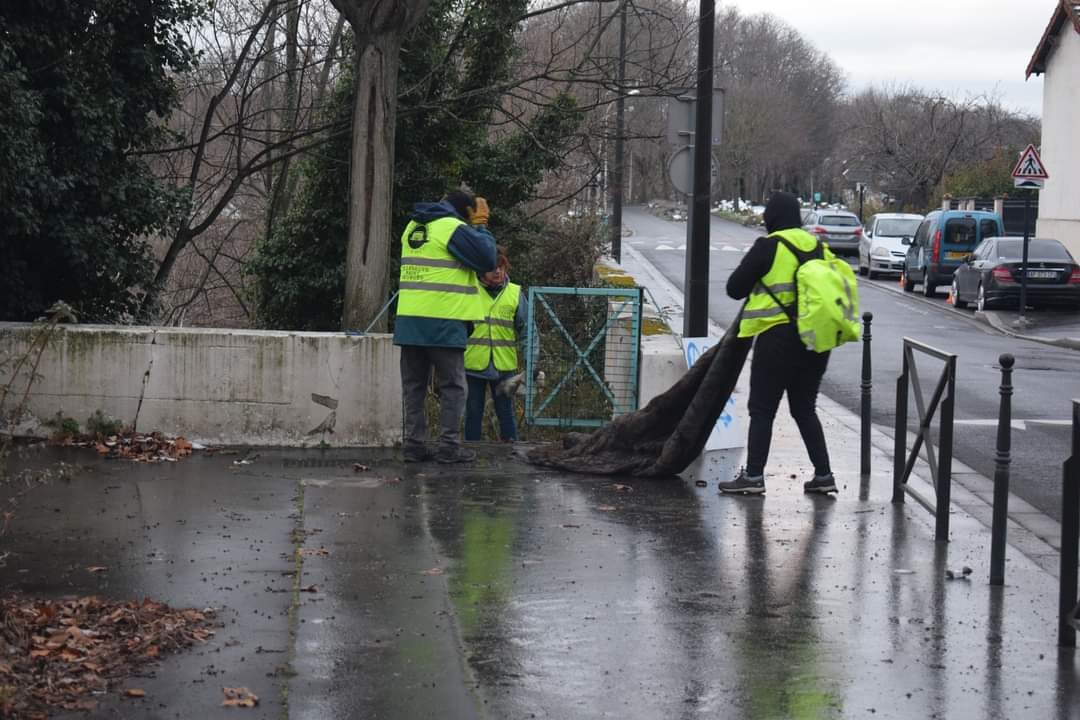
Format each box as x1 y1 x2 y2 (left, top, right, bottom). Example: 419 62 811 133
976 283 989 312
858 262 868 277
922 273 936 298
951 277 967 309
902 272 915 292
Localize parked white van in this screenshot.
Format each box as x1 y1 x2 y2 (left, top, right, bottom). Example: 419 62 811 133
858 212 924 279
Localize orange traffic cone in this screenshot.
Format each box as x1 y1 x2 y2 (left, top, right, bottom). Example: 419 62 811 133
945 286 954 305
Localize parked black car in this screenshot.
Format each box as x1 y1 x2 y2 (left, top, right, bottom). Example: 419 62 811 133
950 236 1080 311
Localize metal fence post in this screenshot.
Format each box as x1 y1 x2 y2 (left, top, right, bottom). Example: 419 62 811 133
1060 400 1080 647
990 354 1014 586
935 356 956 542
893 355 908 504
860 312 873 476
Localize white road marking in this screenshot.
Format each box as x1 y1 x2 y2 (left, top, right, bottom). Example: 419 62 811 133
656 243 675 250
954 419 1073 431
722 245 740 252
677 244 686 250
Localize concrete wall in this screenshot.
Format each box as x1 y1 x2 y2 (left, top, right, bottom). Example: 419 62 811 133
0 324 402 447
639 334 686 406
1037 26 1080 259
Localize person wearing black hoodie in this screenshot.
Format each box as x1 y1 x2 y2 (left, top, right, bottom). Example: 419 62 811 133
717 191 837 495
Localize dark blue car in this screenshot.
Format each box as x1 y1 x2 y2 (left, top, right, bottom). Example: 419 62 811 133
902 210 1004 297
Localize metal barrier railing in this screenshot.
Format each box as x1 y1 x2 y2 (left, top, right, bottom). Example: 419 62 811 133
1060 399 1080 647
892 338 957 543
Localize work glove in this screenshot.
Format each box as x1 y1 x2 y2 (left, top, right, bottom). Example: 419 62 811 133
470 197 490 226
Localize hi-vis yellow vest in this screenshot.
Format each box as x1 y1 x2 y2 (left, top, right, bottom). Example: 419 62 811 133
397 217 485 321
738 227 825 339
465 283 521 372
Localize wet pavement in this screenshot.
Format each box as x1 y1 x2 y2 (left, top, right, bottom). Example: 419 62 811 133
2 414 1079 719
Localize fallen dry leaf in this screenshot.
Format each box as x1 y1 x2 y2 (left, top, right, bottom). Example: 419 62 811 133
222 686 259 708
596 505 617 512
352 463 369 472
299 584 319 593
610 484 634 492
298 547 330 557
421 567 444 576
1 593 218 716
86 566 108 573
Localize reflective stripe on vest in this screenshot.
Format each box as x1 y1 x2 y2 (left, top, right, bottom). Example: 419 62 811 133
465 283 521 372
738 227 822 339
397 217 486 321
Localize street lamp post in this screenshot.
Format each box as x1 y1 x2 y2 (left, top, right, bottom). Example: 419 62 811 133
610 3 628 264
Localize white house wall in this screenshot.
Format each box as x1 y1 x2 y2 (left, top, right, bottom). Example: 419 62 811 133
1037 25 1080 259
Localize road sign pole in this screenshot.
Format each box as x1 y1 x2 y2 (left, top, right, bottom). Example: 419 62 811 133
1019 190 1031 323
683 0 714 338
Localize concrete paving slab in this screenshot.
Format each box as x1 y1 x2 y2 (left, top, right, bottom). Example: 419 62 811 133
2 436 1078 719
2 450 297 719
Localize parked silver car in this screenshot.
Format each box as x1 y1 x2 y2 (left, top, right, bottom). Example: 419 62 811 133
858 212 923 279
802 209 862 255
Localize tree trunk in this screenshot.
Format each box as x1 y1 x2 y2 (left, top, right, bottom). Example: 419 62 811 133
341 32 402 332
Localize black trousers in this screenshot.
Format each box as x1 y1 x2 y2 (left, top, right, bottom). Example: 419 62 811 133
745 323 831 477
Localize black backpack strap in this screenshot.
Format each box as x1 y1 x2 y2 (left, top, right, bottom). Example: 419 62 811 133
773 234 823 264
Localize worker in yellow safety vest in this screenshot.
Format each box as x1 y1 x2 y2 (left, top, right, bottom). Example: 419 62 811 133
718 191 836 496
393 190 496 464
464 246 527 441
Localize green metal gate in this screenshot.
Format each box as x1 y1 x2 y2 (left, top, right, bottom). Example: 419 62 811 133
525 286 643 428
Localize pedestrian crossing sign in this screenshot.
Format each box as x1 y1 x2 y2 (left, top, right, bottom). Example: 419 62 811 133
1011 144 1048 188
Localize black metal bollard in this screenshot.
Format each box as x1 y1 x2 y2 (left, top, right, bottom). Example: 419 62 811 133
1060 400 1080 647
990 354 1014 586
860 312 873 476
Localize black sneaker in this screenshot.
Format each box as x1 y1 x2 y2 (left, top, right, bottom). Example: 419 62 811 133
803 473 838 494
403 444 432 463
435 445 477 464
717 470 765 495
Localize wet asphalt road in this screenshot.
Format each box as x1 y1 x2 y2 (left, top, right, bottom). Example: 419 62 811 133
2 445 1078 719
622 207 1080 522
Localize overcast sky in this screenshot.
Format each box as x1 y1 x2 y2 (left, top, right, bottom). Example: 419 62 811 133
728 0 1058 116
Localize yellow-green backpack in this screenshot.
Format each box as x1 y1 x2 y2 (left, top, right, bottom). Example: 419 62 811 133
766 236 861 352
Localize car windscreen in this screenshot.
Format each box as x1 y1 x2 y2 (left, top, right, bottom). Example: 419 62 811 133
994 239 1073 261
875 219 920 237
943 218 976 247
819 215 858 227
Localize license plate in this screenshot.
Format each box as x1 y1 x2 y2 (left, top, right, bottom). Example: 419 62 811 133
1027 270 1056 279
945 251 967 260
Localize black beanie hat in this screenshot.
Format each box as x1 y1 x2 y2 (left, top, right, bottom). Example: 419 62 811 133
763 191 802 234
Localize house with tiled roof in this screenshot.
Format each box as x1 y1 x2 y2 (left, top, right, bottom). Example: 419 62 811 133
1027 0 1080 258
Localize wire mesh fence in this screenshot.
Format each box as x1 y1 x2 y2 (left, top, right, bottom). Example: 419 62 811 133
524 286 643 431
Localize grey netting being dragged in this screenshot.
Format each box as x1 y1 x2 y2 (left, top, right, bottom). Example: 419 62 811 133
526 321 751 476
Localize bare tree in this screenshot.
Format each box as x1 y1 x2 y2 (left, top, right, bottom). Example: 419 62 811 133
327 0 429 331
842 87 1038 211
146 0 347 323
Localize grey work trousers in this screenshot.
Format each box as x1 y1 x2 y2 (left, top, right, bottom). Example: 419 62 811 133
400 345 466 450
